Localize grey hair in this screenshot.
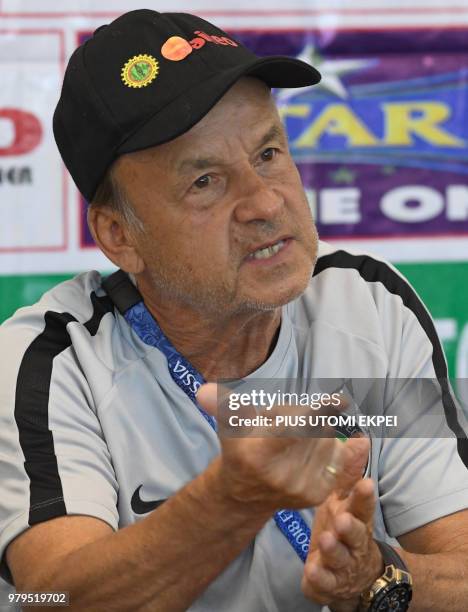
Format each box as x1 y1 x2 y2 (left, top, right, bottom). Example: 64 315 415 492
89 165 145 233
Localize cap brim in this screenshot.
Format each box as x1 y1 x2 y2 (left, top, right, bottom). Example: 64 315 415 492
117 56 320 155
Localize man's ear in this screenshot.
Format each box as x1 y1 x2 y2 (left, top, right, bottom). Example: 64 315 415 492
87 206 145 274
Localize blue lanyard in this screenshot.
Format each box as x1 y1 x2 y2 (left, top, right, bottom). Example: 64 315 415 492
124 300 311 563
125 301 216 430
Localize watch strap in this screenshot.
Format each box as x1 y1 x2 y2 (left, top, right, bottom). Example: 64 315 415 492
375 540 409 572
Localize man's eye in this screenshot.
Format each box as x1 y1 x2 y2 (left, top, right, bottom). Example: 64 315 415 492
193 175 211 189
261 147 276 162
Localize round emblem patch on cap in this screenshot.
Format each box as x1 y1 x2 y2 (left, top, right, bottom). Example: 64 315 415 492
121 54 159 88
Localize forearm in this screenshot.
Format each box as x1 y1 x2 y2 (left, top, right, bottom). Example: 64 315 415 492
399 548 468 612
26 459 272 612
332 547 468 612
329 549 468 612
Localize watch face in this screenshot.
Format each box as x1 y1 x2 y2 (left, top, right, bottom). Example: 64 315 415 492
375 585 412 611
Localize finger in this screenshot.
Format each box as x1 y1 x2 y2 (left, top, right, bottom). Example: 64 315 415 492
334 511 367 549
346 478 375 524
267 404 336 439
302 561 338 601
321 438 345 484
317 531 352 569
335 436 370 497
198 384 259 432
197 383 218 416
267 391 349 439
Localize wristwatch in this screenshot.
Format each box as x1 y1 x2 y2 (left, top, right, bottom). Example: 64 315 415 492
359 541 413 611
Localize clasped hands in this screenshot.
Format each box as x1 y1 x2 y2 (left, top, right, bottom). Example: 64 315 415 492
197 383 384 610
302 437 384 611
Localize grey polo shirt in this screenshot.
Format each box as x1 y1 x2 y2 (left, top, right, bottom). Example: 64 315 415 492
0 241 467 611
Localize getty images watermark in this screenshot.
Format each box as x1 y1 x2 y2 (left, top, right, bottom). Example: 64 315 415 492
227 389 397 430
216 378 468 438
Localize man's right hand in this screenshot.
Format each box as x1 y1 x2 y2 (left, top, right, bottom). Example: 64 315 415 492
7 382 348 612
197 382 346 512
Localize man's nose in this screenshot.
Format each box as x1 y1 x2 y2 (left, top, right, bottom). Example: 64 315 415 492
233 164 285 224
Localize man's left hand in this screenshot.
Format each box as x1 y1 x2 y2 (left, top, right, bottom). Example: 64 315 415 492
301 443 384 611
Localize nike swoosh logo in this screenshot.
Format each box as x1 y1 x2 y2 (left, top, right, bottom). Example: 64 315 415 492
131 485 167 515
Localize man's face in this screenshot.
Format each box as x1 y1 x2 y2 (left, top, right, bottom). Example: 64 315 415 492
114 77 318 316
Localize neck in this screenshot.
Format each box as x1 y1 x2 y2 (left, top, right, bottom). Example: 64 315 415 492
135 279 281 380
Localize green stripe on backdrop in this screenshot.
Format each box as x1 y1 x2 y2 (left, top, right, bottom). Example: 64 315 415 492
397 262 468 382
0 263 467 380
0 274 75 322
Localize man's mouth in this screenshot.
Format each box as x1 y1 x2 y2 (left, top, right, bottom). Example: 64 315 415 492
245 237 292 261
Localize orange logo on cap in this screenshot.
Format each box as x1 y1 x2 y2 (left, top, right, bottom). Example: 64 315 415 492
161 31 239 62
161 36 193 61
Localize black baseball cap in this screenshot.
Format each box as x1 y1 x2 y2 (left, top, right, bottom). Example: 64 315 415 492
53 9 321 202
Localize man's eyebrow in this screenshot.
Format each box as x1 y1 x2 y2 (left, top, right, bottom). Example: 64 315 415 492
257 124 286 149
176 123 286 174
176 155 221 174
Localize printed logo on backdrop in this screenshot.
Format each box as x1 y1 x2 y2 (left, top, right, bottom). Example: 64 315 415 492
0 30 66 253
0 109 41 186
265 29 468 240
79 28 468 246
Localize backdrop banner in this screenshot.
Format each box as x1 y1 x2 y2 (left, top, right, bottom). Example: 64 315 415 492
1 1 467 383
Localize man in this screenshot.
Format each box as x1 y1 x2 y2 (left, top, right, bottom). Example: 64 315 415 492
0 8 468 611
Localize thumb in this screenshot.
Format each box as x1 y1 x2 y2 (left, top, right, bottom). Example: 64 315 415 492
197 382 219 416
335 436 370 497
